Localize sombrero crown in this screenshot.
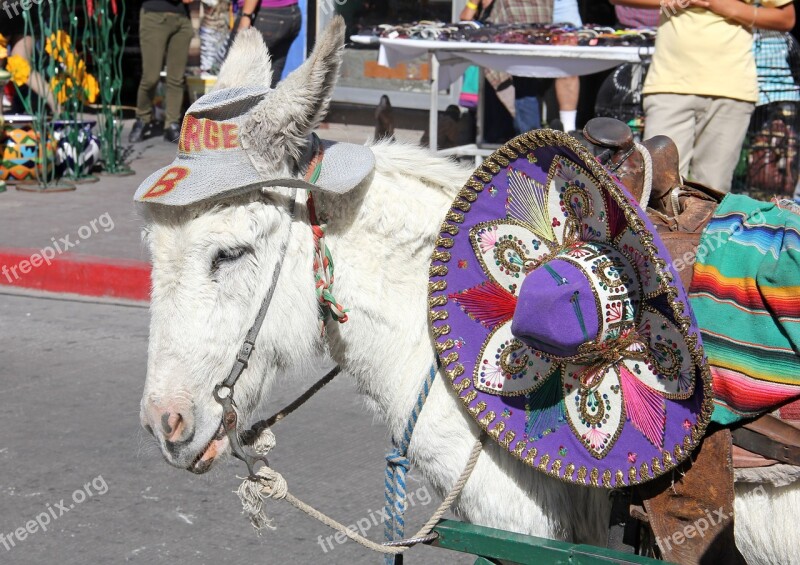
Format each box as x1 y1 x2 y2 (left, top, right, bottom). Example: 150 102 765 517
429 130 712 488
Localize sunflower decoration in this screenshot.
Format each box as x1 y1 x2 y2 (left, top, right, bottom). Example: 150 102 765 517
44 30 99 107
64 52 87 83
45 30 73 63
50 73 99 105
82 73 99 104
6 55 30 87
0 33 8 60
50 76 75 105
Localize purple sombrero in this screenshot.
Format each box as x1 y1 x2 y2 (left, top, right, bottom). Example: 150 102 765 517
428 130 713 488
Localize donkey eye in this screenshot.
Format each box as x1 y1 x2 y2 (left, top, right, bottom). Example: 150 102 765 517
211 246 250 272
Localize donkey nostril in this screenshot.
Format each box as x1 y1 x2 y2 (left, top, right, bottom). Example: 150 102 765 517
144 423 154 437
161 413 173 434
161 412 184 441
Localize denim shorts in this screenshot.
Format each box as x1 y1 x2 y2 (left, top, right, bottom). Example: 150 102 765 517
553 0 583 26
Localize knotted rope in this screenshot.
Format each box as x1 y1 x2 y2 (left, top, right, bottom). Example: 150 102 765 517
234 364 485 558
383 365 437 564
236 426 485 556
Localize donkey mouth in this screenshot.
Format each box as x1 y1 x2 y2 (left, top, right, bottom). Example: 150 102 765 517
188 422 227 474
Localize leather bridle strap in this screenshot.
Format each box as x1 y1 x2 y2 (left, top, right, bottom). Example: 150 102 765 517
213 189 299 477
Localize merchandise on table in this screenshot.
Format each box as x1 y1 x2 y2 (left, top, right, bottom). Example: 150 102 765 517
360 21 655 47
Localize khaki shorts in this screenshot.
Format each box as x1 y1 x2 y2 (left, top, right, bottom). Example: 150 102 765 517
644 93 754 193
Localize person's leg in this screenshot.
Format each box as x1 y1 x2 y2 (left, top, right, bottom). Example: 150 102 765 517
482 79 516 144
553 0 581 132
555 76 579 131
163 13 194 131
198 27 214 73
643 93 700 179
690 97 754 192
136 10 170 123
513 76 541 134
199 2 229 73
254 5 302 87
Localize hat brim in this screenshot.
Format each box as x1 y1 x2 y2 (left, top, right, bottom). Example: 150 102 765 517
429 130 713 488
134 139 375 206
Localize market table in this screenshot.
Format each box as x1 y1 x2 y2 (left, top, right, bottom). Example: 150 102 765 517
376 37 653 155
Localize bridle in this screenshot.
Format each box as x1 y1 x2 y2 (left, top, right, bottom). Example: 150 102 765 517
211 136 340 478
212 189 298 478
203 141 485 558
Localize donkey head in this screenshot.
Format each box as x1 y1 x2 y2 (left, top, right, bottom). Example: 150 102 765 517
139 18 346 473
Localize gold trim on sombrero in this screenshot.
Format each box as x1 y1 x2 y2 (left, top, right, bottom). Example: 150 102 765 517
562 362 626 458
427 129 714 488
473 323 557 396
469 219 554 296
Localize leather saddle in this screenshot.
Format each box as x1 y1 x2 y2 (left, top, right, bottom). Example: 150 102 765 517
578 117 800 564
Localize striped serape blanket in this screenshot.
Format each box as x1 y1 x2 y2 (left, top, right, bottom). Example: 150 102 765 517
689 194 800 425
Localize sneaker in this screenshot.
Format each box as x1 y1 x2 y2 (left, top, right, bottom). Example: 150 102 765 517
164 122 181 143
129 118 156 143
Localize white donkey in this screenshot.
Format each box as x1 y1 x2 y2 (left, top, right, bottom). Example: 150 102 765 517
139 18 799 564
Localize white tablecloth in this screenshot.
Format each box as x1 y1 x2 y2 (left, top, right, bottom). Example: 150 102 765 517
378 38 653 85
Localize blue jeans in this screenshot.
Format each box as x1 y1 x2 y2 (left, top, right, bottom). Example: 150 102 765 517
513 77 544 134
514 95 541 134
253 4 302 87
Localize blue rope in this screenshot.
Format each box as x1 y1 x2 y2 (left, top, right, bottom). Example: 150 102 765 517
383 363 437 565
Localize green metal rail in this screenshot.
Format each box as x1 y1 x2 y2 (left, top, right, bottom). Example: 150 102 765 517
429 520 666 565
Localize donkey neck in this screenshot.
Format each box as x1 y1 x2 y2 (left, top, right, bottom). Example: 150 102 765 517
315 143 470 439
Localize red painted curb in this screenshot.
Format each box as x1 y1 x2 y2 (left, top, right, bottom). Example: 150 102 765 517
0 248 151 301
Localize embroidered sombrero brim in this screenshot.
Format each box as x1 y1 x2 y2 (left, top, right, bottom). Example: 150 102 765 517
428 130 713 488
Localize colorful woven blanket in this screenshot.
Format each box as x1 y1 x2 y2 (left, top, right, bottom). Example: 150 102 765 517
689 194 800 425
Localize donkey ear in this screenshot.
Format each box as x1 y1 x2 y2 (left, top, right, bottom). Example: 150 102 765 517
214 28 273 89
270 16 346 141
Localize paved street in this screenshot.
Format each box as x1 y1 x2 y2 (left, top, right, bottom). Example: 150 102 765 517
0 293 469 564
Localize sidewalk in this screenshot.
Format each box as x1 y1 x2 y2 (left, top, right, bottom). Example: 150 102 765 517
0 118 425 301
